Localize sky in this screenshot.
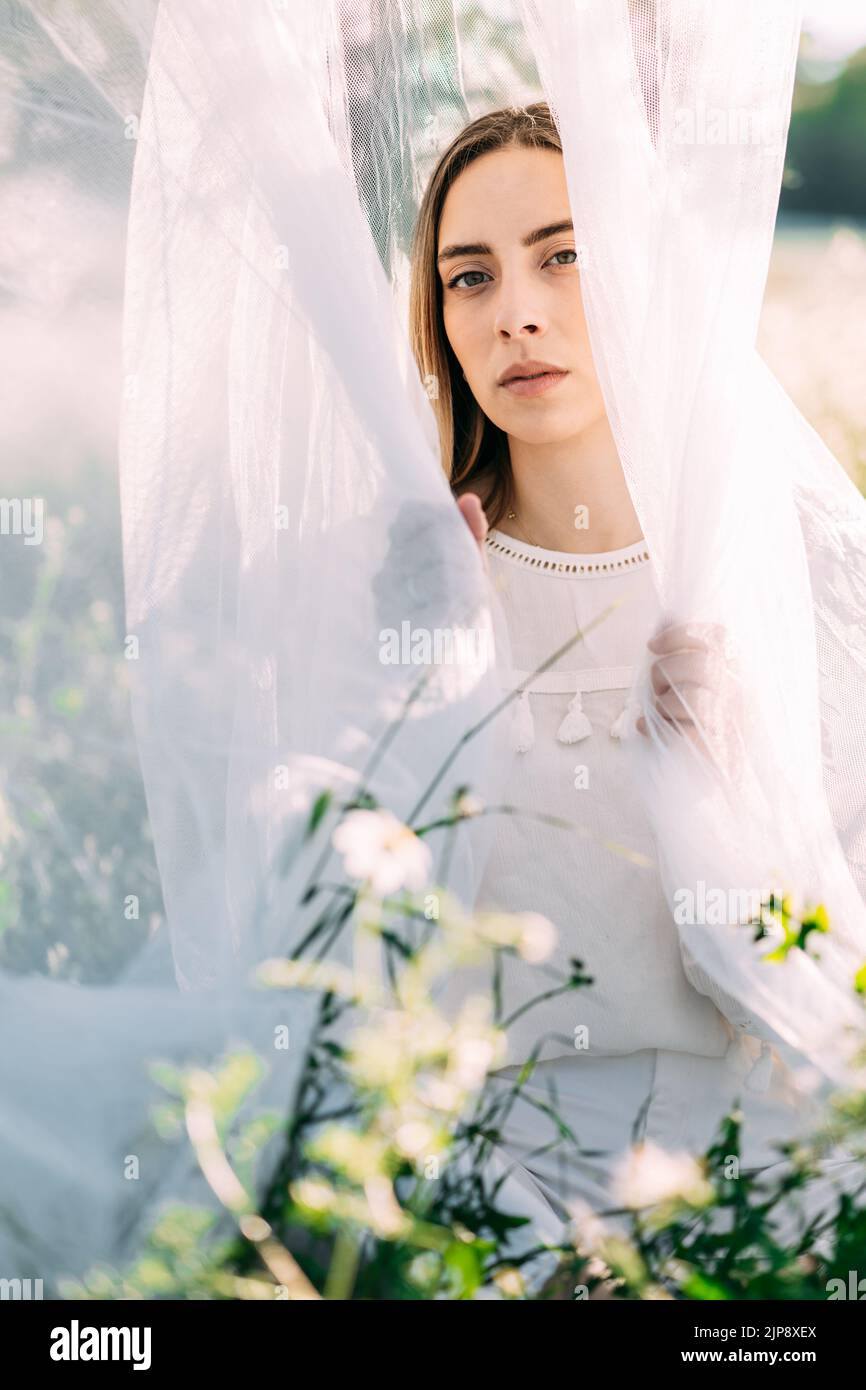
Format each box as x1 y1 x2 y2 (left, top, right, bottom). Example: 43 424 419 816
803 1 866 59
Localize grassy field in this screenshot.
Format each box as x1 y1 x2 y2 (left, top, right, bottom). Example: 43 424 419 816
762 214 866 491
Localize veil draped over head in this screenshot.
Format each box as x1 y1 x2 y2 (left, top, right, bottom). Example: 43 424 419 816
2 0 866 1288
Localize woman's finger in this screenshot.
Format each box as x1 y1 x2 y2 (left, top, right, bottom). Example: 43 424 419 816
650 648 723 696
653 687 707 726
647 621 727 656
456 491 488 551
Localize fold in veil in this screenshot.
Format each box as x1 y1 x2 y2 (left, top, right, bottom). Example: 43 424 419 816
2 0 865 1287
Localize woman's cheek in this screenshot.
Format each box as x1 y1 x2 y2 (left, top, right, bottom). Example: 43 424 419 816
443 310 474 378
448 326 486 401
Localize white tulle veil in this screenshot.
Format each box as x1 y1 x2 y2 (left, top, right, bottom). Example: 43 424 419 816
2 0 866 1289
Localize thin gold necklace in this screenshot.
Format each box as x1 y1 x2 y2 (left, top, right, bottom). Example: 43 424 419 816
505 508 541 549
505 508 648 560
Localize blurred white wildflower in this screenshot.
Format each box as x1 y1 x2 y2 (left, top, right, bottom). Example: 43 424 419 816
473 909 558 963
392 1118 438 1159
291 1177 336 1213
363 1176 408 1237
492 1268 525 1298
347 1007 450 1092
611 1141 713 1210
333 809 432 895
515 912 558 963
566 1196 611 1256
308 1125 389 1182
257 956 366 1002
450 1034 500 1090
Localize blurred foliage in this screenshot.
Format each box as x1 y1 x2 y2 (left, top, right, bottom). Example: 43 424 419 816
785 47 866 216
0 467 163 982
58 793 866 1301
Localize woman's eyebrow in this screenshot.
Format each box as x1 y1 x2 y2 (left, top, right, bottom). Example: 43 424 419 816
437 219 574 263
523 218 573 247
437 239 492 263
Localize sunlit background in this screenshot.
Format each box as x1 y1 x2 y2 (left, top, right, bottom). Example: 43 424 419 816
762 4 866 487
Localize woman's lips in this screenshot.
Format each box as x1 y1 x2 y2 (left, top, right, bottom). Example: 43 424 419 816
500 369 569 398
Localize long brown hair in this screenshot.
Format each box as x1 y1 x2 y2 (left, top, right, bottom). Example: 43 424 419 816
409 102 562 528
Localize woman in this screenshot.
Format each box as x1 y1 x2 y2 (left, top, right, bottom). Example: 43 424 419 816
408 102 853 1246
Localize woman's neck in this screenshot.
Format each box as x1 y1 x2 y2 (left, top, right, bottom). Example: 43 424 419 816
499 416 644 555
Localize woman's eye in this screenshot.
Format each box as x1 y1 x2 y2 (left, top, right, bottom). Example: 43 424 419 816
546 249 578 267
448 269 490 290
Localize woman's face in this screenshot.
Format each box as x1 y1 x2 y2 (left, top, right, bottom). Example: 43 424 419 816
437 145 606 445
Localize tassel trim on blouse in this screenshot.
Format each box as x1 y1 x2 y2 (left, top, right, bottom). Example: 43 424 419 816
501 667 641 754
556 691 593 743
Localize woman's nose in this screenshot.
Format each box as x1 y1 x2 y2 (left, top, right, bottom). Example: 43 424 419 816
497 303 544 334
497 319 541 339
494 287 547 339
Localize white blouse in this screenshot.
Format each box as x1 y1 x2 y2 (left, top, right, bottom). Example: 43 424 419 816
474 526 735 1066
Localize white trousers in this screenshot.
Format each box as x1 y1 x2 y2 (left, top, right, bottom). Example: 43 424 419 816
481 1039 864 1291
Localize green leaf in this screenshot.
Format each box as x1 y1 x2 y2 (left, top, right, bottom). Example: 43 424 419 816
150 1205 217 1255
209 1050 266 1129
306 790 333 839
130 1255 178 1293
53 686 84 715
679 1270 732 1300
148 1061 187 1097
443 1239 485 1298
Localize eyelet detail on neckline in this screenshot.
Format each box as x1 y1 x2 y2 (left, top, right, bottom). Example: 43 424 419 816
484 530 650 576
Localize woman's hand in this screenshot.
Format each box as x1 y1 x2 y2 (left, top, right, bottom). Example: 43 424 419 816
637 621 743 776
456 491 488 552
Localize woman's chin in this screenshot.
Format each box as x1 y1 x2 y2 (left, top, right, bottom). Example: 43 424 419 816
500 411 592 448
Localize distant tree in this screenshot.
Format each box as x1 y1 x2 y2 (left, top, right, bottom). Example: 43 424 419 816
784 48 866 216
